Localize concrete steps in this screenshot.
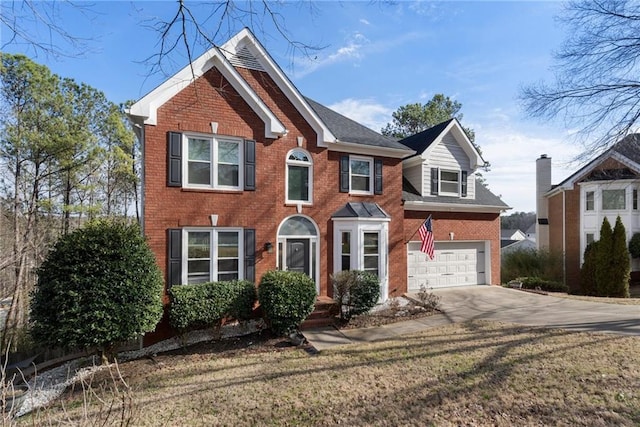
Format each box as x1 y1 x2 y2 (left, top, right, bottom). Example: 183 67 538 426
301 296 339 330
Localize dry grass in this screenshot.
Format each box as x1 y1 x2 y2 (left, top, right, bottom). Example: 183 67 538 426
20 321 640 426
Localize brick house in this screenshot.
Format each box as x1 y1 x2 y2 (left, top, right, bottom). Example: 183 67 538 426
127 29 508 340
536 134 640 290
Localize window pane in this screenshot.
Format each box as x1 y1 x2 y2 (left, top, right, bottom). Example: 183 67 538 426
341 232 350 255
218 232 239 257
351 176 370 191
218 259 239 273
351 159 370 175
440 181 459 194
341 255 350 271
288 165 309 201
364 256 379 269
188 162 211 185
218 272 239 281
188 232 210 258
218 164 239 186
441 171 459 182
364 233 379 250
586 191 594 211
188 260 210 273
280 216 317 236
188 138 210 161
289 150 310 162
602 189 625 210
218 141 239 163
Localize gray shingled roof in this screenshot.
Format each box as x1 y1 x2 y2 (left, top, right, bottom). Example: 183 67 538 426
331 202 390 219
304 97 412 151
402 177 509 208
398 119 454 157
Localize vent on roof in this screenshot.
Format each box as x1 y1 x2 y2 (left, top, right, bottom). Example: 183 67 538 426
227 46 265 71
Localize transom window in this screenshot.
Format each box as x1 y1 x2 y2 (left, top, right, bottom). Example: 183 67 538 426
602 189 626 210
585 191 594 211
440 170 460 195
186 135 242 189
286 149 312 203
350 157 373 194
184 229 242 284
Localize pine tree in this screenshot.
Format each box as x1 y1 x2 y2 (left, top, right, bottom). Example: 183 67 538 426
595 217 613 296
610 216 631 297
580 241 599 296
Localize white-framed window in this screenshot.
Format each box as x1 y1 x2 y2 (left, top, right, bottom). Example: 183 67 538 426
602 189 626 210
585 191 595 211
350 156 373 194
634 189 638 210
439 169 460 196
586 233 595 245
286 149 313 203
185 134 242 190
183 228 243 284
341 231 351 271
363 231 380 277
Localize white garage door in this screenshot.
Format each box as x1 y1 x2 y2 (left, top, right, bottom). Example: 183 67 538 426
407 241 487 291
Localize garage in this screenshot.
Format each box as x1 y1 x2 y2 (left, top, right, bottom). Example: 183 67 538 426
407 241 487 291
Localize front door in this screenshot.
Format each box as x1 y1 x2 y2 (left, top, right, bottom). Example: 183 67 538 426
286 239 310 275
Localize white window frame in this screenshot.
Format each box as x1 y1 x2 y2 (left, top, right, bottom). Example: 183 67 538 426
439 169 461 196
182 228 244 284
285 149 313 204
602 189 626 210
349 155 374 195
362 231 381 278
183 133 243 190
585 191 595 211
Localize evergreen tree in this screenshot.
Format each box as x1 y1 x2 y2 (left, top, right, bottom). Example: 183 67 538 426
580 241 598 296
610 216 631 297
595 217 613 296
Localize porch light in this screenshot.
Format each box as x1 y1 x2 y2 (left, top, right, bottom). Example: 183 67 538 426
264 242 274 253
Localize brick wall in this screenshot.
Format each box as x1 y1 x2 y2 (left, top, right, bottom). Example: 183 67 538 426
403 211 502 285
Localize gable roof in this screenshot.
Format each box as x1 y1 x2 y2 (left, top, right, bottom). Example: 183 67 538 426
126 41 286 139
549 133 640 194
399 118 485 169
305 97 413 156
402 177 510 213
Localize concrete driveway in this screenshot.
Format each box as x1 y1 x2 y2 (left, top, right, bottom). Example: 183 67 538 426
426 286 640 336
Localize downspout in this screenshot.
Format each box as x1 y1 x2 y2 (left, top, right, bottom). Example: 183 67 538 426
562 190 566 286
132 122 146 233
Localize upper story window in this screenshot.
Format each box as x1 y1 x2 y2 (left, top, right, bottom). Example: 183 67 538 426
585 191 595 211
430 167 468 197
339 155 383 195
186 136 241 189
286 149 312 203
634 189 638 210
602 189 626 210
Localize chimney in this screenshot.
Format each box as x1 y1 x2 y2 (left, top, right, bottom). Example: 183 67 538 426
536 154 551 250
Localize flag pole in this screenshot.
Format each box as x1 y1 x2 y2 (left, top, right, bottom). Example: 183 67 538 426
405 214 432 244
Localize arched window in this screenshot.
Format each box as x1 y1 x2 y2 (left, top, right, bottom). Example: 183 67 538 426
286 149 312 204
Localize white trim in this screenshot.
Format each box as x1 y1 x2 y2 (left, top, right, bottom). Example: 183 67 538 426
439 168 461 197
181 227 244 284
329 140 414 159
403 200 508 213
349 155 374 195
221 29 337 147
127 47 286 139
285 148 313 205
182 133 244 191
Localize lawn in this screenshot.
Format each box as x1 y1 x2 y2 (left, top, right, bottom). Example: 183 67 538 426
20 321 640 426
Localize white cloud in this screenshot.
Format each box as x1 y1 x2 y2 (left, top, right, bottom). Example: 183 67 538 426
359 18 370 25
328 98 393 133
293 32 369 78
479 128 584 213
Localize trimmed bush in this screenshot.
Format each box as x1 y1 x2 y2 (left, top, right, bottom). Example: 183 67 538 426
610 216 630 298
518 276 568 293
169 280 256 332
629 233 640 258
30 220 163 363
332 270 380 320
258 270 316 336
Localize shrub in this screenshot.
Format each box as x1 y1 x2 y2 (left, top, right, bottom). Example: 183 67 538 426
595 217 614 296
30 220 163 364
417 285 441 310
629 233 640 258
518 277 568 293
332 270 380 320
580 242 598 296
610 216 630 298
257 270 316 336
501 248 563 284
169 280 256 333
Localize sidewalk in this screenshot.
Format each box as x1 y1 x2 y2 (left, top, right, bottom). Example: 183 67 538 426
302 312 453 351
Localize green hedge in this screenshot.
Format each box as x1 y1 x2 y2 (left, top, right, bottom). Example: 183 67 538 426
258 270 316 336
169 280 256 332
518 276 568 293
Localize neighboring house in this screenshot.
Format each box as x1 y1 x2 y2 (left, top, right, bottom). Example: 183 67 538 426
400 119 509 290
501 238 537 256
501 229 527 241
127 29 509 341
525 223 536 242
536 134 640 289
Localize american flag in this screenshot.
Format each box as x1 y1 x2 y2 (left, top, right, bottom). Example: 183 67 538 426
418 215 435 260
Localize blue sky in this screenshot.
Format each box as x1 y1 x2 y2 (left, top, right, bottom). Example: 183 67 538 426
1 1 586 213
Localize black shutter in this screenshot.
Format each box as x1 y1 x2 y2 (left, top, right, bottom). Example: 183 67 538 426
430 168 439 195
244 228 256 283
167 132 182 187
461 171 468 197
167 228 182 289
244 139 256 191
339 155 350 193
374 158 383 195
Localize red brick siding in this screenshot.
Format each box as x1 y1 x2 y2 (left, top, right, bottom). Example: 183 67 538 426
403 211 501 285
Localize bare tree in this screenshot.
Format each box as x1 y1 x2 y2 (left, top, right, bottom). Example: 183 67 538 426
521 0 640 155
